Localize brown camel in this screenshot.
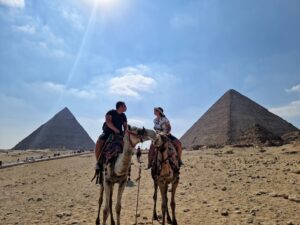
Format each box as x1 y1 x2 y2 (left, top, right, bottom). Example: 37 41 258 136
95 126 156 225
151 133 180 225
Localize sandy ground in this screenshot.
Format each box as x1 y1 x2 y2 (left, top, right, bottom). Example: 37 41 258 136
1 144 300 225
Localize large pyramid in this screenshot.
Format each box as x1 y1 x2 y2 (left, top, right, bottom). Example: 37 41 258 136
13 107 95 150
180 89 299 148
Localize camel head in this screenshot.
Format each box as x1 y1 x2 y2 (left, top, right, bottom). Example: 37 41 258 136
126 125 156 147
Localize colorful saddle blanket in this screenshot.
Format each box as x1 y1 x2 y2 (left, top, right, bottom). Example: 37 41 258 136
151 142 179 177
102 135 124 164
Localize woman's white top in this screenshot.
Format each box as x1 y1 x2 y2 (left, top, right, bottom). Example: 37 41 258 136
153 117 170 133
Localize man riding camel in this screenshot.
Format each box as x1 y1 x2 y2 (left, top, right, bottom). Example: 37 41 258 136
95 101 128 163
147 107 183 169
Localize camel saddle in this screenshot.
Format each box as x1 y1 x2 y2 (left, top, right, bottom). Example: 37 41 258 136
101 134 124 165
152 142 179 177
93 134 124 185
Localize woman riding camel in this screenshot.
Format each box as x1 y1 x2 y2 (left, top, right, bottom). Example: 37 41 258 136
147 107 183 169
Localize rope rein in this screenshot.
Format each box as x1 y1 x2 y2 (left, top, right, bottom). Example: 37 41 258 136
134 139 144 225
135 163 142 225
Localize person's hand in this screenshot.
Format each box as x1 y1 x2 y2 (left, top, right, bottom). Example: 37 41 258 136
159 131 167 136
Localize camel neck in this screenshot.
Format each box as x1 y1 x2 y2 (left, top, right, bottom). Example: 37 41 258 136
114 133 133 176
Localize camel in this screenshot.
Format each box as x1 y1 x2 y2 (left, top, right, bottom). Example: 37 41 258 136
151 133 180 225
95 126 156 225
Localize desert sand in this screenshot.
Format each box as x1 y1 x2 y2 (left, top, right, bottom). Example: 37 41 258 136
1 144 300 225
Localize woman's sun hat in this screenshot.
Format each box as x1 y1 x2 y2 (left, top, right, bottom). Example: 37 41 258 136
154 107 165 117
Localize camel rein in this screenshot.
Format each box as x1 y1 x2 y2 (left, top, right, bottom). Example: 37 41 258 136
134 162 142 225
133 134 144 225
126 130 144 148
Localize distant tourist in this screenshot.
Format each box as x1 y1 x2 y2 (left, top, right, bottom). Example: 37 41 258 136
136 146 142 163
0 160 2 167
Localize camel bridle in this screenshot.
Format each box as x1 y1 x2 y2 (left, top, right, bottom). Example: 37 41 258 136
126 127 146 147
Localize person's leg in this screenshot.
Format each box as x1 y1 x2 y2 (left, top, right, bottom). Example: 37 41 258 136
168 134 183 166
147 144 155 169
172 140 182 160
95 133 108 161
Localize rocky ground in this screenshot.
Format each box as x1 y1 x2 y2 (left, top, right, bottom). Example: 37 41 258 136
1 143 300 225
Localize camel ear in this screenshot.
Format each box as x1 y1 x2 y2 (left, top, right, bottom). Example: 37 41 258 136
128 124 132 130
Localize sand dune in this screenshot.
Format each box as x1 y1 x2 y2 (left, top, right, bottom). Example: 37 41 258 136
1 144 300 225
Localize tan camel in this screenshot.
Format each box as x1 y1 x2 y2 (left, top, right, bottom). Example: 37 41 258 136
95 126 156 225
151 133 180 225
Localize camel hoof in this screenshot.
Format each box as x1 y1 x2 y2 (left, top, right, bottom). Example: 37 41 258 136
95 217 100 225
172 220 178 225
167 217 172 224
153 213 158 221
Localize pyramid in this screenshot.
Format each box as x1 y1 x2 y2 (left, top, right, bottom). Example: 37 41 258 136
180 89 299 148
13 107 95 150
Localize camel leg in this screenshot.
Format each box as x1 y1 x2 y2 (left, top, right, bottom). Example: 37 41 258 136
171 179 179 225
152 180 158 220
110 183 115 225
158 182 168 225
165 186 172 224
96 184 104 225
116 179 126 225
102 180 113 225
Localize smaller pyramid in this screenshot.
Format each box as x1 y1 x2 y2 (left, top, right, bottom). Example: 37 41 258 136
13 107 95 150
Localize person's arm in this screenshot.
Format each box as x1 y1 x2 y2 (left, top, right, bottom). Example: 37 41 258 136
162 119 171 134
123 122 128 132
105 114 120 133
123 114 128 133
153 118 161 133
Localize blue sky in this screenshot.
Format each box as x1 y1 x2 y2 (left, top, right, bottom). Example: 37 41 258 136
0 0 300 149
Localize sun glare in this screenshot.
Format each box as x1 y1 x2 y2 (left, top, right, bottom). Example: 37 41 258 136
86 0 119 9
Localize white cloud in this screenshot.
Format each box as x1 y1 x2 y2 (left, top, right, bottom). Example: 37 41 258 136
61 8 83 30
37 41 69 58
41 81 96 100
269 100 300 118
36 25 67 58
13 17 67 58
286 84 300 93
127 117 152 127
0 0 24 8
108 65 156 97
41 25 64 46
14 24 35 34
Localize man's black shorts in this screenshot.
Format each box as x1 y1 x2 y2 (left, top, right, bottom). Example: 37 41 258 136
98 133 110 141
167 134 177 141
